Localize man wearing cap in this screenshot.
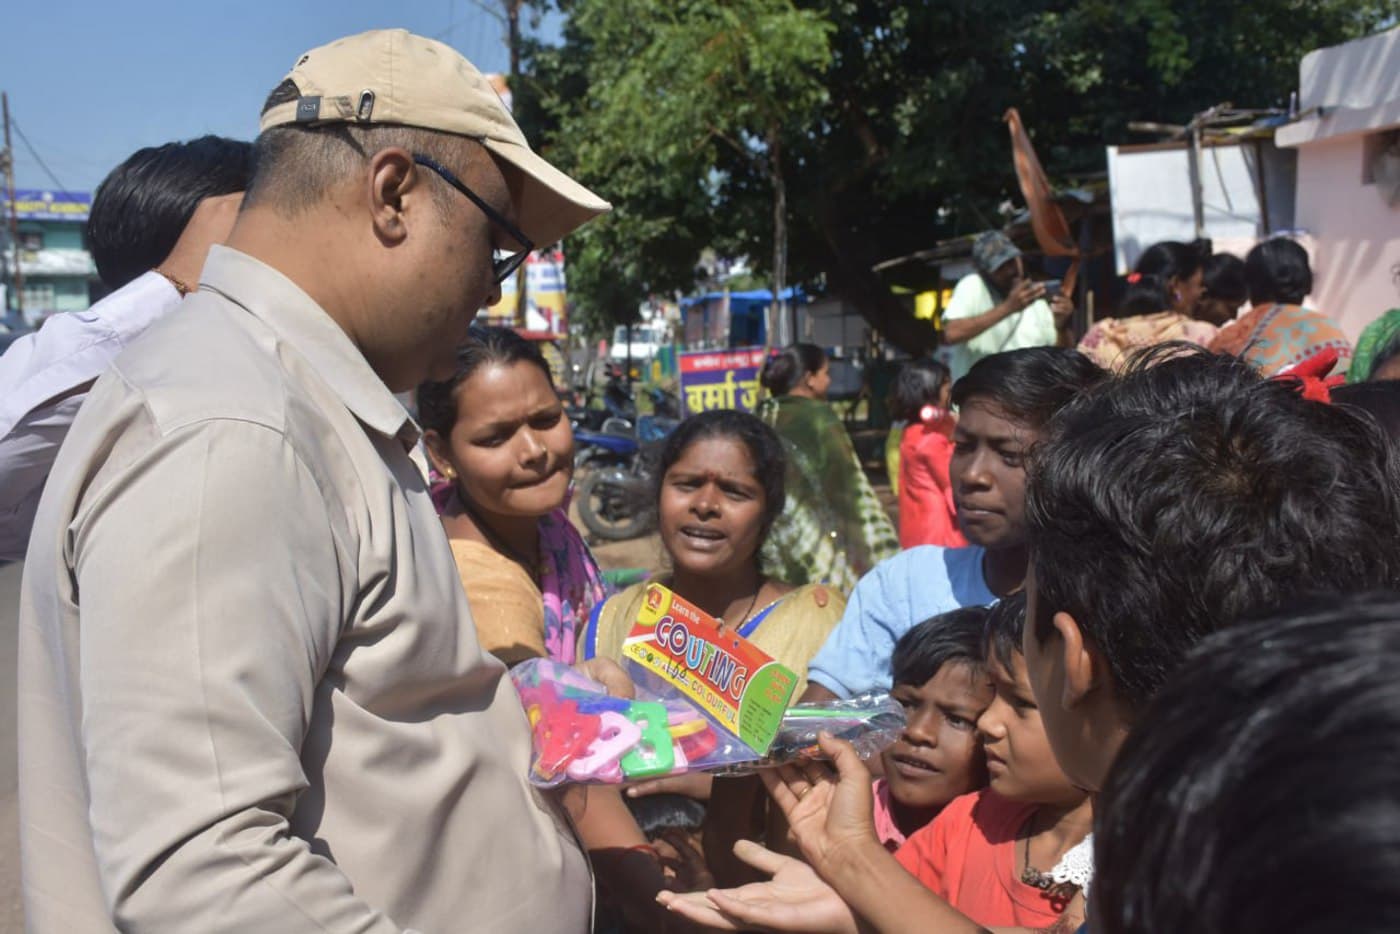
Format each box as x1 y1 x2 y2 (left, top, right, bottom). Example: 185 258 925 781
18 30 609 932
939 230 1073 379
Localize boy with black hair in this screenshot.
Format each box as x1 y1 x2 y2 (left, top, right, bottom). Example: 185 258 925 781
1023 345 1400 793
1094 593 1400 933
0 137 252 560
661 345 1400 934
803 347 1105 702
877 607 994 849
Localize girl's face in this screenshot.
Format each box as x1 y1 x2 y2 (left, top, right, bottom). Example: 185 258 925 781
881 661 994 811
976 650 1085 807
658 437 767 580
425 361 574 518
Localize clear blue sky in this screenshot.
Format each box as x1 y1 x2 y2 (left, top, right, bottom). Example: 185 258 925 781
3 0 562 193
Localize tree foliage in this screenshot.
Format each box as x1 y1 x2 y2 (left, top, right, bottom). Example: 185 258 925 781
518 0 1396 347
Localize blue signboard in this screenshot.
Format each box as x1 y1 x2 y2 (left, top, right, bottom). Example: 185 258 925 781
3 189 91 222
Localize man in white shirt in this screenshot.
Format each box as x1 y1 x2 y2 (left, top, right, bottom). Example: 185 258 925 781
0 137 250 560
941 230 1074 380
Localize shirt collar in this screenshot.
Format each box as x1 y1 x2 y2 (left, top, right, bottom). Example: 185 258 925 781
199 245 420 449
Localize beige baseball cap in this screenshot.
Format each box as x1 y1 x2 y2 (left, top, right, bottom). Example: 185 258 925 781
259 29 610 246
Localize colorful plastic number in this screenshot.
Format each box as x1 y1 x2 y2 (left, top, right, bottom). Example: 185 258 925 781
567 712 642 782
620 701 676 779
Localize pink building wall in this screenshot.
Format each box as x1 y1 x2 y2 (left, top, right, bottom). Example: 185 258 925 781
1294 138 1400 339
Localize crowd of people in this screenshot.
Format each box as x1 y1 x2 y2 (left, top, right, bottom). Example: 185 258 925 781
2 24 1400 934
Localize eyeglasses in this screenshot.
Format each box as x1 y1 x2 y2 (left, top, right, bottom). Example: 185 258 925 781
412 154 534 284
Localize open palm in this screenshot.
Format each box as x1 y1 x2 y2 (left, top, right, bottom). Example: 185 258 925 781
658 839 859 934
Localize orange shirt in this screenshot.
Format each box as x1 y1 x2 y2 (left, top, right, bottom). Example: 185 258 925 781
895 790 1071 929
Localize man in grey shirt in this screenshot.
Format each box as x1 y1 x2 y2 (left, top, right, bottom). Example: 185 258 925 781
19 29 610 932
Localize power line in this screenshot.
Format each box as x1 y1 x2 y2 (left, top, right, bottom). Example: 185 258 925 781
10 118 68 192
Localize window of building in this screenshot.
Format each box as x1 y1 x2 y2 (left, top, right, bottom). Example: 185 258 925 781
1362 128 1400 185
19 230 43 251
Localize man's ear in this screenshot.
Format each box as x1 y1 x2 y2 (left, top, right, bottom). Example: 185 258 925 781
1053 611 1099 709
366 147 418 245
422 429 454 478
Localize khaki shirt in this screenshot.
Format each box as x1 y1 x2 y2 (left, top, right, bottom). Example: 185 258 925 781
17 246 591 933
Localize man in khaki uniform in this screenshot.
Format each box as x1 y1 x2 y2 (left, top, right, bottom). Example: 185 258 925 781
17 30 609 932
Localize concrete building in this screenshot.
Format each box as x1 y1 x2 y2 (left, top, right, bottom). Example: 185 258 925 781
2 188 96 327
1276 26 1400 338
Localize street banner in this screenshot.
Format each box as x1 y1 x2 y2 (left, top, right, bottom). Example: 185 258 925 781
3 189 91 222
679 346 766 414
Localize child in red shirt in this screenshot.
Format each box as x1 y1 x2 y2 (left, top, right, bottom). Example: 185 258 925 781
891 359 967 549
894 594 1092 929
872 607 994 850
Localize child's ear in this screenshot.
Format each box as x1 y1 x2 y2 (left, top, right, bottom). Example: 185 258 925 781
1052 611 1100 709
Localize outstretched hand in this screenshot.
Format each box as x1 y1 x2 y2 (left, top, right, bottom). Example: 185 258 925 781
656 839 859 934
761 732 881 876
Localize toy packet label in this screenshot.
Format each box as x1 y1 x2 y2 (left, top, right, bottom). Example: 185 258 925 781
621 584 798 754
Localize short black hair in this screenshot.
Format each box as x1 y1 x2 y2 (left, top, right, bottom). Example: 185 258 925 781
759 343 826 397
890 606 990 689
1027 345 1400 712
1244 237 1313 306
1333 381 1400 443
888 358 952 422
654 409 787 536
625 793 707 839
415 326 553 436
245 79 465 217
982 592 1027 674
950 347 1106 431
1201 252 1247 305
1117 273 1171 318
1134 239 1210 284
84 136 253 289
1094 593 1400 933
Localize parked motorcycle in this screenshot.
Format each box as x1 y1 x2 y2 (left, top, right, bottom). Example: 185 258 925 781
573 398 681 541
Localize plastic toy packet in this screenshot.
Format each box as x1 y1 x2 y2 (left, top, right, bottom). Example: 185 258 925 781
711 691 907 775
514 584 800 786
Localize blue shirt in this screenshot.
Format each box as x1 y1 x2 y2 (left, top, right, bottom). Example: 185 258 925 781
805 545 996 698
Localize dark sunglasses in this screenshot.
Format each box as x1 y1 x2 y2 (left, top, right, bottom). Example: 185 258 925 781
412 154 533 284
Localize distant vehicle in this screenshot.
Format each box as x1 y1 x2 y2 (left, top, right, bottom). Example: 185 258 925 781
608 323 666 365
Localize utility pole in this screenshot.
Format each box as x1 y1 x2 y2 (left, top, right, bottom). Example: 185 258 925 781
2 92 23 321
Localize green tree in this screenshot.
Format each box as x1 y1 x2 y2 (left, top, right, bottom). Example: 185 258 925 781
521 0 1395 349
519 0 831 338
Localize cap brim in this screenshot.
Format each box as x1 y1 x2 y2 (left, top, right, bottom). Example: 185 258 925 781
483 138 611 247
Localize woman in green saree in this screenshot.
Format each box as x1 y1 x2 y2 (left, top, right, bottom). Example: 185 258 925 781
756 344 898 593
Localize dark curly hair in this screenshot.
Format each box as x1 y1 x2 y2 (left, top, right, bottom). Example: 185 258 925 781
1027 344 1400 712
1094 593 1400 932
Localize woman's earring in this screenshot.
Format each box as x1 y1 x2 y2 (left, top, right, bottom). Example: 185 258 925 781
444 466 457 479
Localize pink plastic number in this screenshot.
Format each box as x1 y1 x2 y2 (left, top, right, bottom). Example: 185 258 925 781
566 712 642 782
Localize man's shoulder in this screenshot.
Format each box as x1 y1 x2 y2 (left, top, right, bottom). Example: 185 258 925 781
107 291 293 436
872 544 981 585
942 274 992 320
